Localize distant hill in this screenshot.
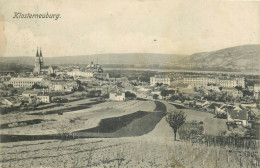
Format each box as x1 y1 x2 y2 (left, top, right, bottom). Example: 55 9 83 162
0 44 259 71
181 44 260 70
0 53 186 66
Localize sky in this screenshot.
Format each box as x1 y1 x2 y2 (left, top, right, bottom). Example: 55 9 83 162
0 0 259 57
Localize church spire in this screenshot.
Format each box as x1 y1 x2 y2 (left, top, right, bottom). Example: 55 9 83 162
40 48 42 57
36 47 39 57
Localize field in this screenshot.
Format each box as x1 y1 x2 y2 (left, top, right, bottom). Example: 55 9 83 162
0 123 258 168
0 99 259 167
0 99 156 136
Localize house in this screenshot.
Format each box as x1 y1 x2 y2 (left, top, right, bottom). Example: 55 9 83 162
206 102 223 113
221 87 243 98
109 92 125 101
0 75 11 83
93 73 110 79
206 84 220 92
241 102 257 109
50 80 78 92
195 100 209 108
0 97 13 106
215 106 227 118
37 93 51 103
4 97 21 106
22 90 39 98
254 92 260 99
227 109 248 127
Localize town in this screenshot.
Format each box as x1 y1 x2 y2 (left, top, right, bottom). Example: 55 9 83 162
0 48 259 167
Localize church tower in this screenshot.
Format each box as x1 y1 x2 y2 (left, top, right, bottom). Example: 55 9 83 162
33 47 41 74
39 48 43 67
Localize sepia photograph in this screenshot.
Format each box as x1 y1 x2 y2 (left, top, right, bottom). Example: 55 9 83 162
0 0 259 167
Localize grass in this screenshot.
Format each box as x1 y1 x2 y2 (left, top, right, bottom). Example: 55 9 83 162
35 104 64 110
0 138 258 168
0 119 44 129
29 101 103 115
75 111 166 138
112 111 166 137
77 111 150 133
169 103 187 109
74 101 167 138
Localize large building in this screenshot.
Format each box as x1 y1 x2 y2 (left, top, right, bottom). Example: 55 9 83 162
33 48 54 74
183 76 245 88
67 68 94 78
67 62 108 79
150 75 171 86
9 77 44 88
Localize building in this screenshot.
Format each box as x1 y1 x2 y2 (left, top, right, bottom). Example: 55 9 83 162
254 84 260 92
22 90 50 103
0 74 11 83
22 90 39 98
183 76 245 88
67 68 94 78
227 110 248 126
221 87 243 98
33 48 54 74
86 61 103 73
50 80 78 92
150 75 171 86
37 94 50 103
67 62 107 79
109 92 125 101
9 77 44 88
93 73 109 79
206 84 221 92
0 97 13 106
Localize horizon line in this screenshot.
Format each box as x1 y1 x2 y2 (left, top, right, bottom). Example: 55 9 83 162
2 44 260 58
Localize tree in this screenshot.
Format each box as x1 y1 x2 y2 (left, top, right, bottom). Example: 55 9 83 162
125 91 136 99
153 94 159 99
166 110 186 141
235 86 243 92
155 82 163 87
160 90 175 97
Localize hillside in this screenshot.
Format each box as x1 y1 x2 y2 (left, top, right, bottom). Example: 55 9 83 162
0 44 259 71
181 44 260 70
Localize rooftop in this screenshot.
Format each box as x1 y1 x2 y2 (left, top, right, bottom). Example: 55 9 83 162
228 110 248 120
9 77 43 82
153 75 169 78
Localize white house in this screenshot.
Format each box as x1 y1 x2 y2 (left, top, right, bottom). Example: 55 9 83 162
109 92 125 101
37 95 50 103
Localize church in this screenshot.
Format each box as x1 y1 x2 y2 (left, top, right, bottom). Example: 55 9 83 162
33 48 54 75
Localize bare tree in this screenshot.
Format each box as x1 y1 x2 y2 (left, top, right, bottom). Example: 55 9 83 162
166 110 186 141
